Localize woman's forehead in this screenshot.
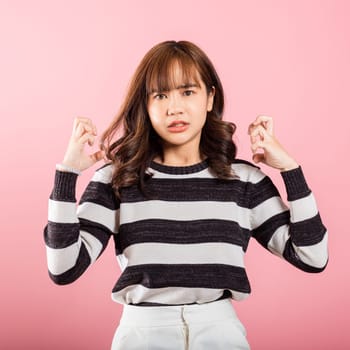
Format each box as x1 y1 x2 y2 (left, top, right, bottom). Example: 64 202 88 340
147 60 202 93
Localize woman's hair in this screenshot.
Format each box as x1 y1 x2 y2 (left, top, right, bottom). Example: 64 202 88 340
99 40 237 198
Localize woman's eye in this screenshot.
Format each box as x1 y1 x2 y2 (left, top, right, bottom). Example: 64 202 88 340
183 90 194 96
155 94 167 100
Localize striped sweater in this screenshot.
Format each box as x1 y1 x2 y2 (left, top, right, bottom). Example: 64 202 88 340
44 159 328 306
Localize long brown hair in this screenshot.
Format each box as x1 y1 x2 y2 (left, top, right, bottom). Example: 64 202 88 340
99 40 237 198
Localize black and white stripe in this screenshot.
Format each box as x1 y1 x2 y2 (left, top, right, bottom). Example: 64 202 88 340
44 159 328 304
44 164 119 284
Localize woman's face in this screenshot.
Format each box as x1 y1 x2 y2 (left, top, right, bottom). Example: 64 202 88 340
147 64 215 154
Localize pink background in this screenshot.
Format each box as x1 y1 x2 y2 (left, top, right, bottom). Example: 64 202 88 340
1 0 349 349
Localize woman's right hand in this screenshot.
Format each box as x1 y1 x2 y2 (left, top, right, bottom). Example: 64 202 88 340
61 117 105 172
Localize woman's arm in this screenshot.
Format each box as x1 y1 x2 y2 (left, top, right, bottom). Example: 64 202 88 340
249 165 328 272
43 163 119 284
43 116 117 284
247 115 328 271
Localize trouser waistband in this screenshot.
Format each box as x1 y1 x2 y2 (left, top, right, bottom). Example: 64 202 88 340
119 298 237 327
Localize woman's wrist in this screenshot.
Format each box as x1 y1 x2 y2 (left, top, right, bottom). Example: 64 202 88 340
279 159 299 172
55 163 82 176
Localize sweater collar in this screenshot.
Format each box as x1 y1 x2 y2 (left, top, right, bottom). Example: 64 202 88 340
150 159 209 175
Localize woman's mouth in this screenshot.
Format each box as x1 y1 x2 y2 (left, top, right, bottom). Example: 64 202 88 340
167 121 189 133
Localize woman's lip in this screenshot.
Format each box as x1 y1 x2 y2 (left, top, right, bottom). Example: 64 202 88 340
167 123 190 133
167 120 189 127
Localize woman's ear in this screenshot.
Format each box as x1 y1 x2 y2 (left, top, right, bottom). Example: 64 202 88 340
207 86 216 112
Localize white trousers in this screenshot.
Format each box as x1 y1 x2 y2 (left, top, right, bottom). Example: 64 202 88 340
111 298 250 350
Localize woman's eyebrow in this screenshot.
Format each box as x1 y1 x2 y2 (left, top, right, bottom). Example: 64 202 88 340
149 83 201 95
175 83 200 89
149 83 200 94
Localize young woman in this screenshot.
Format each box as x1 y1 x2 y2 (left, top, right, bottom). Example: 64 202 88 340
44 40 328 349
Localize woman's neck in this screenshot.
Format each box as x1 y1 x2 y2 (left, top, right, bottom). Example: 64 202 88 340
154 149 204 167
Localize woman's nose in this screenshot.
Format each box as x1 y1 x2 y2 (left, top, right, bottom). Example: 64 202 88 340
167 94 184 116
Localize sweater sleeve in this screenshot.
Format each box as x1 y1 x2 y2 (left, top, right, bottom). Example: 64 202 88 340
249 166 328 272
43 164 120 284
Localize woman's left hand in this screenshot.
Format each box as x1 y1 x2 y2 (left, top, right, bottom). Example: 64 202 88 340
248 115 299 172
